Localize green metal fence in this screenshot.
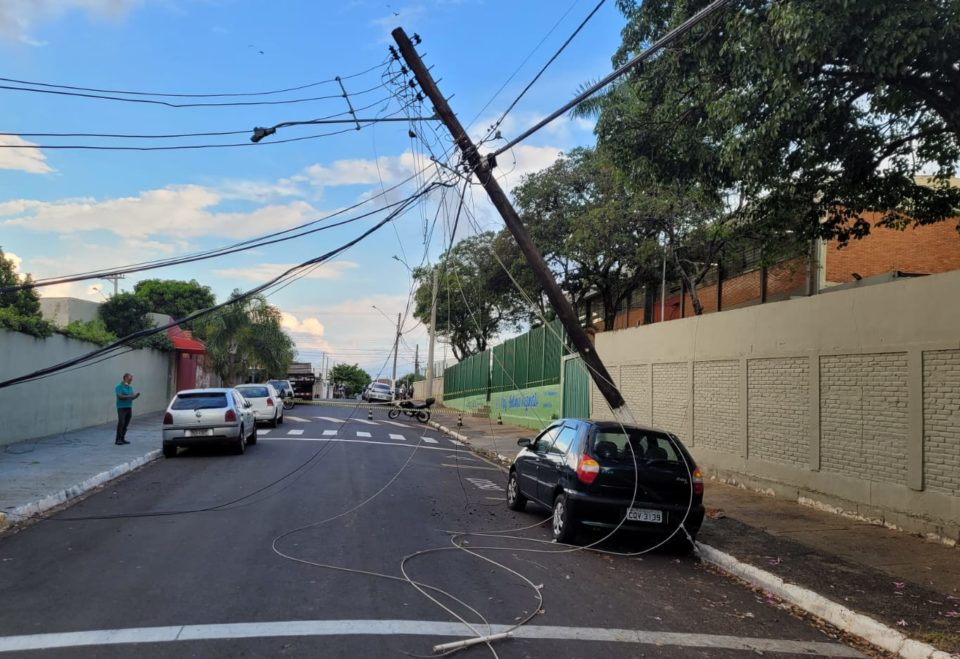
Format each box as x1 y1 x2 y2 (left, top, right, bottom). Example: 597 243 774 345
491 320 566 393
442 349 490 400
562 356 590 419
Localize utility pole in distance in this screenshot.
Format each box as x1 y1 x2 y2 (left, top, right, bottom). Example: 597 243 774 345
391 312 401 401
392 28 628 417
425 266 439 398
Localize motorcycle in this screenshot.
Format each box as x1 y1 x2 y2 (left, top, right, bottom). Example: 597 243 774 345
388 397 435 423
282 393 295 410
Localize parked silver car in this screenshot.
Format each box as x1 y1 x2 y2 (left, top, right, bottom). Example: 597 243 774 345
162 388 257 458
235 383 284 427
363 382 393 403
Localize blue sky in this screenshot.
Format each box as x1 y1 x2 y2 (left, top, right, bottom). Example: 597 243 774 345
0 0 626 376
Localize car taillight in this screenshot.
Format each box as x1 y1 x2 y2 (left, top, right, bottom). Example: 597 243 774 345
692 467 704 495
163 412 173 425
225 409 237 423
576 454 600 484
266 397 274 407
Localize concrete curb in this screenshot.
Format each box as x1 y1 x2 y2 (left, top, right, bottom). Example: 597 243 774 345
696 543 954 659
0 450 162 530
428 421 513 466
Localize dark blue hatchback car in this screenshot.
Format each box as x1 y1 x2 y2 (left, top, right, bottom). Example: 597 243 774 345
507 418 704 548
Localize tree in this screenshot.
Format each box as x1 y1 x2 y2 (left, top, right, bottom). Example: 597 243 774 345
596 0 960 244
330 363 371 397
99 292 152 338
203 292 296 385
133 279 215 338
512 148 664 328
413 232 523 361
0 248 41 317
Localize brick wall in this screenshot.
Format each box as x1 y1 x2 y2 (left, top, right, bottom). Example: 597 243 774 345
620 364 651 425
652 362 690 440
923 350 960 495
591 367 617 421
820 353 909 486
693 361 740 455
747 358 810 466
826 214 960 284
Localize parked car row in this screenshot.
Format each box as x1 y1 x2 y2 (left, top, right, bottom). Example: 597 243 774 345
161 383 285 458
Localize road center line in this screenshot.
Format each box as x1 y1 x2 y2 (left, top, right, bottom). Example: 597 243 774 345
0 620 861 656
258 437 453 452
284 416 311 423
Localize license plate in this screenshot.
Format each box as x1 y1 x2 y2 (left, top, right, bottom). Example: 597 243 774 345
184 429 213 437
626 508 663 523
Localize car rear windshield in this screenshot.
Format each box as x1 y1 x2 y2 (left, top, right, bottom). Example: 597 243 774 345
591 429 682 465
172 392 228 410
372 384 391 391
236 386 269 398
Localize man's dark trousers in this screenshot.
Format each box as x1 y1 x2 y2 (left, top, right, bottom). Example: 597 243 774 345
116 408 132 443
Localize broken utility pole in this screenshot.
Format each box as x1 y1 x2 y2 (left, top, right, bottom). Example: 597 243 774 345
392 28 629 418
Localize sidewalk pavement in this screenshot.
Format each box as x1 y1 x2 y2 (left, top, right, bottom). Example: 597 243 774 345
427 407 959 659
0 412 162 530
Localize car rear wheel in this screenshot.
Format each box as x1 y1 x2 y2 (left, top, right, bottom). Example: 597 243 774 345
270 411 278 428
234 426 246 455
248 424 257 445
552 492 578 544
162 443 177 458
506 471 526 511
278 410 284 425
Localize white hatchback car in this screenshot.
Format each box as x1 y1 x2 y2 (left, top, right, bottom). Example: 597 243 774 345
162 388 257 458
235 383 284 427
363 382 394 403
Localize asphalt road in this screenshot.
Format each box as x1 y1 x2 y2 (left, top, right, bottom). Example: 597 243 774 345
0 404 867 658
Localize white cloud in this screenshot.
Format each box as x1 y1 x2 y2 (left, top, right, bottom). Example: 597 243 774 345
213 260 359 282
4 250 22 272
280 312 334 354
0 0 142 42
0 136 54 174
487 144 565 191
299 152 419 188
18 35 47 46
2 184 320 239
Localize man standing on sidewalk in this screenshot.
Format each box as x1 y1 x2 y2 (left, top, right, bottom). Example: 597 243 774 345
115 373 140 445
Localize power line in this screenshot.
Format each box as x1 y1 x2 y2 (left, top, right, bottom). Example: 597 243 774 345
0 61 387 99
0 179 450 390
0 76 399 109
482 0 607 143
491 0 732 157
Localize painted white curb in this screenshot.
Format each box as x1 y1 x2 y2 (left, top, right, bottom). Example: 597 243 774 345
696 543 954 659
0 450 161 530
428 421 470 444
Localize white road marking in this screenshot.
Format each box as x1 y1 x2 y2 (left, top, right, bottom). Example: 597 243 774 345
285 416 310 423
420 437 438 444
448 439 464 446
356 431 371 438
353 419 379 425
314 416 344 423
440 464 501 470
389 434 405 441
382 420 409 428
0 620 862 656
466 477 503 491
259 429 271 435
259 437 454 452
287 429 304 436
322 430 336 436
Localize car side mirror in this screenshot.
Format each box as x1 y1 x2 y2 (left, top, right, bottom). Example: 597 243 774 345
517 438 531 448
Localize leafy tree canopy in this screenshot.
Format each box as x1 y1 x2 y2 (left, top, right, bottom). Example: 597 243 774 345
99 292 152 338
203 291 296 385
413 232 524 361
596 0 960 243
0 248 41 318
330 363 371 397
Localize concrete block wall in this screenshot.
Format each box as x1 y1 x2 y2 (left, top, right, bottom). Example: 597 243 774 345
588 270 960 541
0 329 174 445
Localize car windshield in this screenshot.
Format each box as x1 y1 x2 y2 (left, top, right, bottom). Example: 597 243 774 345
372 384 390 391
172 392 228 410
591 429 682 465
236 386 269 398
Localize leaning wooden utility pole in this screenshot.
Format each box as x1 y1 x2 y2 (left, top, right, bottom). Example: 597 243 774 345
392 28 629 418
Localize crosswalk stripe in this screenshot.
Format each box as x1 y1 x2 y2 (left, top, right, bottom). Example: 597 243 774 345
382 420 409 427
287 429 304 436
356 431 371 438
389 433 405 440
315 416 344 423
421 437 438 444
259 429 271 436
353 419 379 425
322 430 336 436
285 415 310 423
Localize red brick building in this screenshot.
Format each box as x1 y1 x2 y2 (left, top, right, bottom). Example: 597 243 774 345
600 214 960 330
